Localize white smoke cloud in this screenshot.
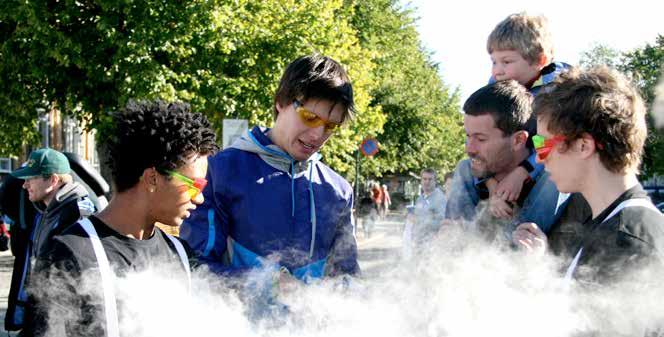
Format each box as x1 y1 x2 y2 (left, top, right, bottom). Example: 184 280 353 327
34 224 664 337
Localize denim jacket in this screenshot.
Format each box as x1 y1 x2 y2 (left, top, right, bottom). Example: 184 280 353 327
445 155 567 235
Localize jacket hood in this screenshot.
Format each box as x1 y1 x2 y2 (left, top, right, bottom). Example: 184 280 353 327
229 126 321 174
35 181 89 214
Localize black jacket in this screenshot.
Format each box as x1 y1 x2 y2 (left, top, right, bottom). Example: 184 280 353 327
4 181 93 331
549 185 664 285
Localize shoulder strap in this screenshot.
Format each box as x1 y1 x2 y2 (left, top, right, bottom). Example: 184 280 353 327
564 198 659 283
602 198 659 224
78 218 120 337
164 233 192 291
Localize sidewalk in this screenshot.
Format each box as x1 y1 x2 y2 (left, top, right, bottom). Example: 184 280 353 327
356 211 405 277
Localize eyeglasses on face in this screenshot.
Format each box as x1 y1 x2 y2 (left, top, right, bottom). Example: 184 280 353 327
532 134 566 161
166 170 207 199
293 100 340 132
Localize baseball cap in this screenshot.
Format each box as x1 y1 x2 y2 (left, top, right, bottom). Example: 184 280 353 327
11 148 71 179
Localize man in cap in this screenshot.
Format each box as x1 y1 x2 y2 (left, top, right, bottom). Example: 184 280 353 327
4 148 94 332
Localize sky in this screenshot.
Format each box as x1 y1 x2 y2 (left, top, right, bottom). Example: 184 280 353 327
408 0 663 104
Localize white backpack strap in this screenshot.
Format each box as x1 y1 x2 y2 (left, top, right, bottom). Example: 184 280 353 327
603 198 659 223
565 198 659 282
78 218 120 337
564 247 584 282
165 234 192 291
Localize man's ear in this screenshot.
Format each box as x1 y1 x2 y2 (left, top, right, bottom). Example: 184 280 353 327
141 167 158 191
512 130 529 149
274 101 287 121
47 174 60 187
578 133 598 158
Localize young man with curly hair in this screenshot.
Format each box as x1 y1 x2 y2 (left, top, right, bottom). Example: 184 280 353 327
513 67 664 285
23 101 218 337
180 55 360 308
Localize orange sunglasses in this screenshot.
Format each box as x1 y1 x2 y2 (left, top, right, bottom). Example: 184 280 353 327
532 134 566 161
166 170 207 199
293 100 340 132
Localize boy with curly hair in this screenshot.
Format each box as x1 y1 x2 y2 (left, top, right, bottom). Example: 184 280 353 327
23 100 218 337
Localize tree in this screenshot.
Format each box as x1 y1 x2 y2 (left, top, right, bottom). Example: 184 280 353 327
0 0 384 178
579 36 664 177
1 0 465 181
349 0 465 179
620 35 664 178
579 43 621 69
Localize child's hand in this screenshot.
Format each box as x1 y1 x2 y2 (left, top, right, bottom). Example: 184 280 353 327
495 166 529 202
488 193 513 219
512 222 548 255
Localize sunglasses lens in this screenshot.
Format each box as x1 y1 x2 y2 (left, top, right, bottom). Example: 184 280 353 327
536 147 551 161
298 106 340 132
298 108 323 128
186 187 200 199
193 178 207 191
532 135 545 149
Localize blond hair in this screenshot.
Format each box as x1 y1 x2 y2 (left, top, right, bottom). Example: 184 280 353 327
487 12 554 65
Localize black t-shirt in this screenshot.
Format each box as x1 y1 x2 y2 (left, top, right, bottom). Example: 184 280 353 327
23 216 194 337
551 185 664 285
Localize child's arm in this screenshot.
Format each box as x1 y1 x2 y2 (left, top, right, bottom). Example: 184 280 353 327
486 178 513 219
495 166 529 202
489 193 514 219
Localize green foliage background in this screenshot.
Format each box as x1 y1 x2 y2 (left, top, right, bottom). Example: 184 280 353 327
0 0 464 180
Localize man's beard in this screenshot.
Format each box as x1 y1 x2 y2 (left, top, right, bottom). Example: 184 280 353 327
469 153 512 179
469 155 493 178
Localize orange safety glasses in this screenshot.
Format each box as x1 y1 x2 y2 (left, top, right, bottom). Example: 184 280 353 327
166 170 207 199
293 100 340 132
532 134 566 161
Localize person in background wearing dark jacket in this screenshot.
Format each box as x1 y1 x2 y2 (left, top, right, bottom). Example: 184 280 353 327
4 148 95 333
22 101 218 337
180 55 360 317
513 67 664 286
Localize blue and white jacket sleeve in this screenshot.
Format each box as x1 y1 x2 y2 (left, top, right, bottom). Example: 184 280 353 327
180 159 238 276
326 193 360 277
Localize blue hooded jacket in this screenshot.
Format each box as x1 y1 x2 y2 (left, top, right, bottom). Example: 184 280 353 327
180 126 360 281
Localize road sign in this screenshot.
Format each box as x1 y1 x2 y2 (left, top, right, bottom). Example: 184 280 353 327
360 138 379 157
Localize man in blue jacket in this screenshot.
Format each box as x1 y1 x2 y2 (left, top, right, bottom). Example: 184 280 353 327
445 80 564 240
181 55 360 300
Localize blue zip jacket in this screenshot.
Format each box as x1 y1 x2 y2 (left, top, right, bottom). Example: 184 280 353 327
180 126 360 281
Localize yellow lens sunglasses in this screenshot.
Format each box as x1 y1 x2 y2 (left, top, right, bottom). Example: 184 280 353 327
293 100 340 132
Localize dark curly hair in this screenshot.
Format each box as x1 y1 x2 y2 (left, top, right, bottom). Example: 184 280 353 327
533 66 647 174
105 100 219 192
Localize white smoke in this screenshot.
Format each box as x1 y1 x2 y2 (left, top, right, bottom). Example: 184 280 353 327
35 224 664 336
